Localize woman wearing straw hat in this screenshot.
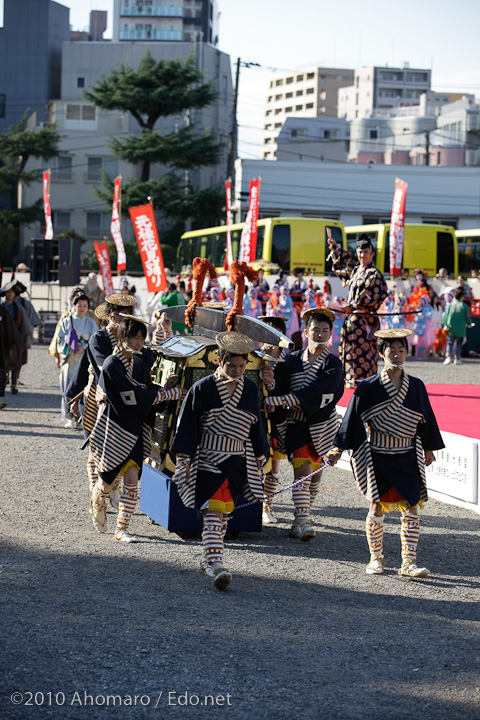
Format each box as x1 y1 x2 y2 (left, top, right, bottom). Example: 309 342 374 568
326 328 444 577
171 331 269 591
264 308 344 542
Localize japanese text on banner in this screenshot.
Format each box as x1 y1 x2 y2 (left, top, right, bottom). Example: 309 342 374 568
238 178 260 263
111 177 127 272
129 204 167 293
43 170 54 240
389 178 408 276
94 241 114 295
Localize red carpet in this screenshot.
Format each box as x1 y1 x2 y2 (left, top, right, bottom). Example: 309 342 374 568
337 384 480 440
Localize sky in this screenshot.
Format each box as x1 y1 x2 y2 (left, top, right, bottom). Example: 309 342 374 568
2 0 479 157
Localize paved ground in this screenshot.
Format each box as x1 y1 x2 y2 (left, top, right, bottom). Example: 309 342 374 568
1 345 479 720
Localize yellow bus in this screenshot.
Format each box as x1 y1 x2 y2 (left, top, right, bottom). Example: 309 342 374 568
178 217 346 274
456 229 480 275
344 224 458 277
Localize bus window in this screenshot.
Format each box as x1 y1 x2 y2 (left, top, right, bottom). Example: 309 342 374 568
256 226 265 260
188 237 199 260
271 224 291 270
325 226 343 272
437 231 455 274
383 231 390 269
346 233 357 255
211 232 226 266
231 229 241 262
458 238 480 274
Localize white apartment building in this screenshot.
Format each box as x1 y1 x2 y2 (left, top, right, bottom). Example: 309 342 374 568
263 66 353 158
338 64 431 121
112 0 218 45
276 116 350 163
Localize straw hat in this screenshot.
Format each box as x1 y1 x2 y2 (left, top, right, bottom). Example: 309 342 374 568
374 328 412 339
95 293 137 320
117 313 151 327
302 307 336 324
216 331 255 354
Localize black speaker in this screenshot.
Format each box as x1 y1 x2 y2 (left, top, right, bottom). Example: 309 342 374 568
30 238 59 282
59 237 81 286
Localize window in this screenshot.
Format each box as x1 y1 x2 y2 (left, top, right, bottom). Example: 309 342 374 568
285 92 293 99
369 129 378 139
285 106 293 112
267 96 272 102
66 104 81 120
296 74 304 82
264 137 271 144
296 90 303 96
307 72 314 80
274 108 282 115
87 157 118 182
275 79 283 86
437 232 455 274
86 212 111 238
291 129 305 137
275 94 282 101
266 110 272 116
295 104 303 111
320 106 326 113
286 77 293 84
271 224 291 270
77 77 85 89
0 94 5 118
274 122 282 128
320 91 326 100
66 104 96 122
53 211 71 232
265 124 271 130
51 156 72 181
306 103 314 109
306 87 314 95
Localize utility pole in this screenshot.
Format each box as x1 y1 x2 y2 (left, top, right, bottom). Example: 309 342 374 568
227 57 241 184
425 130 430 166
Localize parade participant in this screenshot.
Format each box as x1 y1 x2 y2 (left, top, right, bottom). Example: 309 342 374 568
258 315 288 524
264 309 344 541
1 280 33 395
412 295 435 360
57 294 97 428
89 316 184 542
328 231 388 388
171 332 269 590
66 293 137 504
83 272 105 310
0 302 22 409
253 268 270 302
291 268 308 297
326 328 444 577
243 287 263 319
442 287 473 365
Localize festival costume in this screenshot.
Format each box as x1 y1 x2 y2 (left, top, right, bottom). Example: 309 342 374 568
0 304 22 405
89 345 181 538
268 344 344 535
331 247 388 387
57 312 97 421
172 366 268 584
334 362 444 574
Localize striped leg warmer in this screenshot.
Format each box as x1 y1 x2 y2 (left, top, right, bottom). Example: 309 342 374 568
401 512 421 561
201 512 224 567
87 460 98 493
116 484 138 531
263 472 279 510
309 471 323 506
366 513 384 556
292 481 311 522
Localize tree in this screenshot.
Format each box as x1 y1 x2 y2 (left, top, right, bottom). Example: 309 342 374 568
85 52 226 231
0 113 62 261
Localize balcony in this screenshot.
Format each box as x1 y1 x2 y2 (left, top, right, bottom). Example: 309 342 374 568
119 28 183 40
120 5 182 17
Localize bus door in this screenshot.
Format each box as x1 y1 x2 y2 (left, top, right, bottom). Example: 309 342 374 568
436 230 456 276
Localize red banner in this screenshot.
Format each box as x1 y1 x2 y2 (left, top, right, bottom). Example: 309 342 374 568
389 177 408 276
238 177 260 263
94 241 114 295
223 178 234 270
129 204 167 293
43 170 54 240
110 176 126 272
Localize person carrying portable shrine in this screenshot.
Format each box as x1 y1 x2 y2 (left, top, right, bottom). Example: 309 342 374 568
88 316 185 542
171 331 269 590
326 328 444 578
257 315 289 525
263 308 344 542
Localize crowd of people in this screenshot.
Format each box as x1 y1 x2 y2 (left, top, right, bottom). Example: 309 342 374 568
1 238 477 592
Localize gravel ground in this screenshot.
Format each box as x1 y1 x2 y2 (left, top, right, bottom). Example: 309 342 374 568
1 345 479 720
